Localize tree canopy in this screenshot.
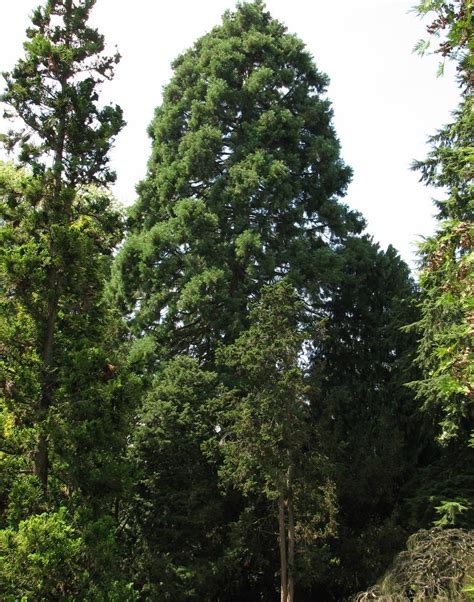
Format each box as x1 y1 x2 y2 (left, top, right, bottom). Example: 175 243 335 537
113 0 363 361
1 1 471 600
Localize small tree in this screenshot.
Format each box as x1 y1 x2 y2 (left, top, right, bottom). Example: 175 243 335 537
216 281 337 602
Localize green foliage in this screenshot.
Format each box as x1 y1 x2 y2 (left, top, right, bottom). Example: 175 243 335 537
0 508 83 600
463 579 474 600
308 237 420 596
409 77 473 446
0 161 133 506
0 0 135 495
412 0 473 84
0 508 137 601
113 0 363 359
0 2 136 597
392 9 474 599
434 498 470 526
4 1 468 598
111 4 370 595
216 280 338 593
0 0 130 494
1 0 124 183
127 356 225 600
216 281 308 498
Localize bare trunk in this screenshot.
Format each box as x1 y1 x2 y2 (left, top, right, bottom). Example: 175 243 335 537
287 495 295 602
33 431 48 489
279 495 288 602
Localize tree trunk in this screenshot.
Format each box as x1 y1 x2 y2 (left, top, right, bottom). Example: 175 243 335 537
34 281 60 491
287 495 295 602
33 25 69 489
33 430 48 489
279 495 288 602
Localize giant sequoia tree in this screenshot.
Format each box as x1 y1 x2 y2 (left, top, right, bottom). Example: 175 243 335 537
113 3 421 598
114 0 362 360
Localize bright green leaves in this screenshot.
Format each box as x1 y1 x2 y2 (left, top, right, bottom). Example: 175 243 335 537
0 507 137 601
244 65 274 95
235 229 262 261
434 499 471 527
0 508 83 600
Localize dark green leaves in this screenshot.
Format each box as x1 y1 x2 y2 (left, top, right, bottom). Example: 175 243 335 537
115 0 361 358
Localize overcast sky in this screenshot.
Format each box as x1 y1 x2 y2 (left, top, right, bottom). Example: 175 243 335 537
1 0 460 269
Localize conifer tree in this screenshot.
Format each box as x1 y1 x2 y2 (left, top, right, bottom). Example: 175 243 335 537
0 2 135 596
113 0 362 360
0 0 125 492
216 281 337 602
410 0 473 444
127 357 223 600
309 237 420 596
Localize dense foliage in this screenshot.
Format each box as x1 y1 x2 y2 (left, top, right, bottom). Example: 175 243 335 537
112 0 363 361
409 1 473 445
0 0 471 600
0 1 136 598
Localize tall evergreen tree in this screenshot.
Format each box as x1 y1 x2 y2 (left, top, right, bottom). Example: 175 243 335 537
0 2 135 597
111 2 362 596
1 0 125 491
113 0 362 361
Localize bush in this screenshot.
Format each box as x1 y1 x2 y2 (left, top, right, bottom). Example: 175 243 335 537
354 528 474 601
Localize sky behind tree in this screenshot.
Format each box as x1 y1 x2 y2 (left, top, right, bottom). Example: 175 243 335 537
1 0 460 268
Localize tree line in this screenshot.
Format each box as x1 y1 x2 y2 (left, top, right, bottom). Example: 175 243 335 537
0 0 472 600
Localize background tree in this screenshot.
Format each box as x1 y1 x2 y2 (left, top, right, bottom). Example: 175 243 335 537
125 356 224 601
308 237 422 597
216 281 337 602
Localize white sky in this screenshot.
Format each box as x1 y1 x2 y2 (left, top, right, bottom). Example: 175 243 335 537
1 0 460 270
